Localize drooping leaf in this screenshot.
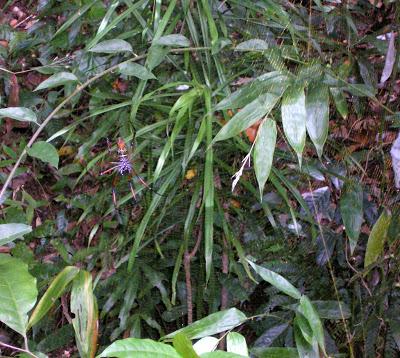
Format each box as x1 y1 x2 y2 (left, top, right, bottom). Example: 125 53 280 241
28 266 80 329
163 308 247 340
0 223 32 246
253 119 277 199
253 323 289 348
247 260 302 299
0 254 37 336
154 34 190 47
97 338 181 358
306 83 329 158
380 31 396 84
0 107 38 124
118 63 156 80
294 318 319 358
340 182 363 253
281 85 307 166
330 88 348 119
89 39 133 53
34 72 78 91
214 93 280 142
173 333 199 358
227 332 249 357
71 270 98 358
27 141 59 168
364 210 391 267
298 296 326 355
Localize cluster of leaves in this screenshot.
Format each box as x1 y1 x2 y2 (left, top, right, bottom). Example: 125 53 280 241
0 0 400 357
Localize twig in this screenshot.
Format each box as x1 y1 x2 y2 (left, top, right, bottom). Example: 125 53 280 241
0 46 209 202
0 340 39 358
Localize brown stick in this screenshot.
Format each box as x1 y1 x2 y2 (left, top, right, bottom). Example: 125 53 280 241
184 228 203 325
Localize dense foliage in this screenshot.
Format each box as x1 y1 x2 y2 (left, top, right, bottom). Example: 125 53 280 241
0 0 399 357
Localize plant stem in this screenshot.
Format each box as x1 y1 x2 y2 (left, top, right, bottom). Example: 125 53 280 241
0 46 209 202
0 340 39 358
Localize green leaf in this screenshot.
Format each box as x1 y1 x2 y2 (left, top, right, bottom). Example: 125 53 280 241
251 347 299 358
215 72 287 111
0 223 32 246
0 107 38 124
147 45 170 71
154 34 191 47
193 337 219 355
200 352 248 358
173 333 199 358
298 296 326 355
247 260 301 299
311 300 351 320
227 332 249 357
28 266 80 329
71 271 98 358
89 39 133 53
27 141 59 168
330 88 348 119
254 119 277 198
163 308 247 340
214 93 280 142
306 83 329 158
34 72 78 91
235 39 269 51
281 85 306 166
340 182 363 253
0 254 37 336
364 210 391 267
294 318 319 358
118 63 156 80
97 338 182 358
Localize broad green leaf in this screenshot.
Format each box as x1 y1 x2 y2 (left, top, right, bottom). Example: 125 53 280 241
214 93 280 142
71 271 98 358
27 141 59 168
173 333 199 358
364 210 391 267
215 72 288 111
340 182 363 253
28 266 80 329
154 34 191 47
34 72 78 91
147 45 170 71
89 39 133 53
311 300 351 320
235 39 269 51
0 254 37 336
254 119 277 198
298 296 326 355
247 260 301 299
119 63 156 80
193 337 219 355
281 85 306 166
330 88 348 119
251 347 299 358
227 332 249 357
0 223 32 246
306 83 329 158
97 338 181 358
163 308 247 340
0 107 38 124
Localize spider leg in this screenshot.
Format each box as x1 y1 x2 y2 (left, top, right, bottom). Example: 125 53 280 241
131 168 165 197
101 165 118 176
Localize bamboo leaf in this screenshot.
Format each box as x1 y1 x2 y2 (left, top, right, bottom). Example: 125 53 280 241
0 107 38 124
27 141 59 169
281 85 306 166
119 63 156 80
89 39 133 53
227 332 249 356
34 72 78 91
306 83 329 158
253 119 277 198
173 333 199 358
154 34 191 47
364 210 391 267
340 182 363 254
